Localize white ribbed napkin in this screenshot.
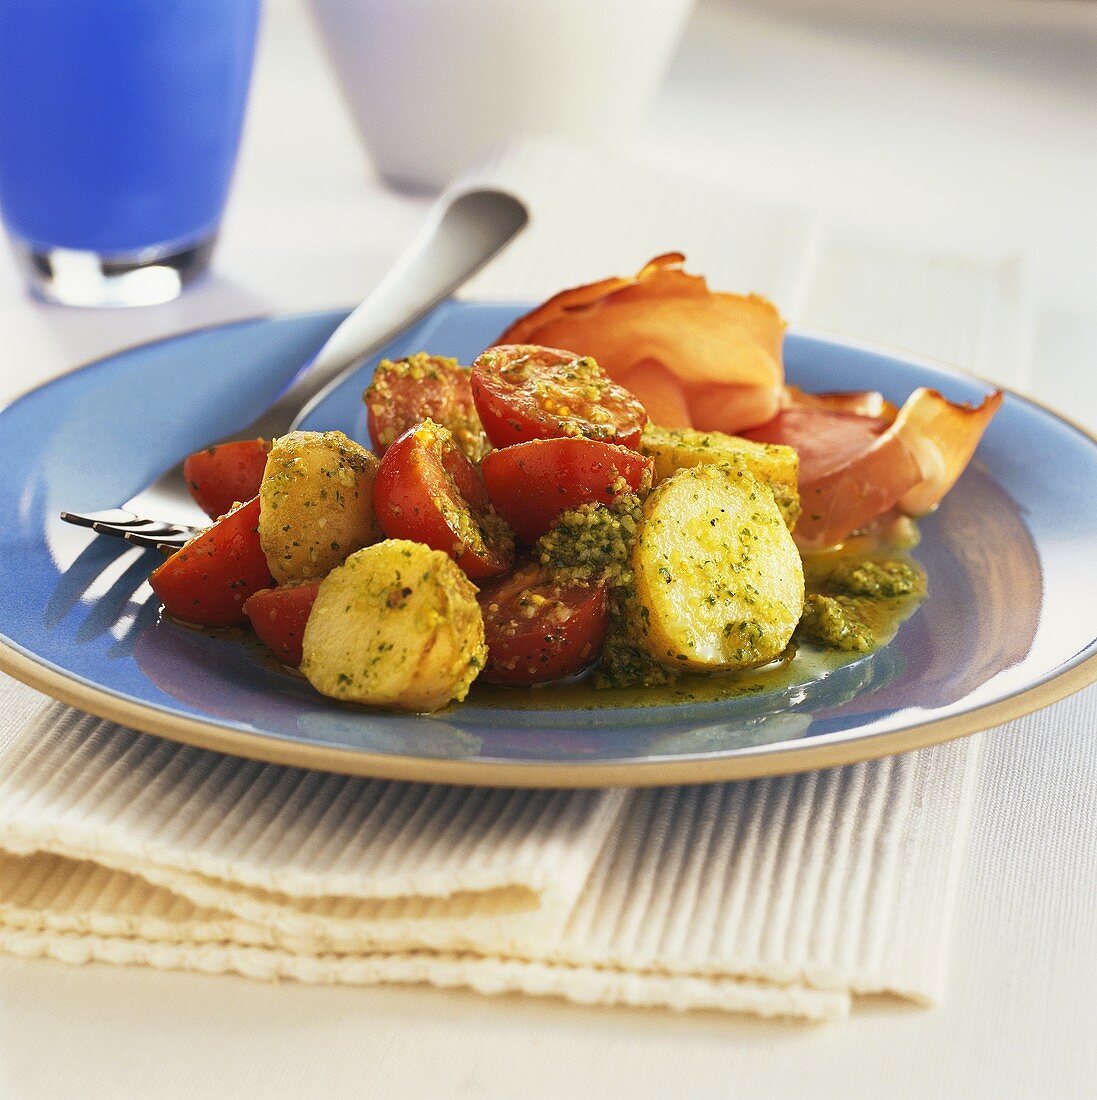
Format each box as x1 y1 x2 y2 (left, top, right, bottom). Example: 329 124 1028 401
0 141 1032 1021
0 677 980 1022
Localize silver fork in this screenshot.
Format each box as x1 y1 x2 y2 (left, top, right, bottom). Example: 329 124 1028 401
59 187 529 553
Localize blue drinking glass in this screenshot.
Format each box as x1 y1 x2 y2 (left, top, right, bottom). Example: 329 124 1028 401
0 0 260 307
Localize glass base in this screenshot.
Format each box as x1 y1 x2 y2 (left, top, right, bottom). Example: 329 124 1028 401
11 234 216 307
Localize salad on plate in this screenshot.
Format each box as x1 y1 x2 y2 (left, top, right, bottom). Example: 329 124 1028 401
150 256 1002 713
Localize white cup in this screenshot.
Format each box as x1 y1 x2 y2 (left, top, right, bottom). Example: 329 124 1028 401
307 0 695 192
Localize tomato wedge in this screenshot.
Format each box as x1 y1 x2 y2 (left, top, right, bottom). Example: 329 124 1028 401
477 564 609 684
243 581 320 667
373 420 514 579
481 438 653 544
183 439 271 519
471 345 647 449
363 353 488 460
149 497 274 626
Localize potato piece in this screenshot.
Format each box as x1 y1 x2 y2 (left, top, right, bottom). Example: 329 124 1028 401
639 423 800 529
259 430 381 584
628 464 804 672
301 539 486 712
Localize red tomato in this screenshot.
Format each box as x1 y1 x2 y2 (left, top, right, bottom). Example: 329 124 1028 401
150 497 274 626
363 353 487 459
373 420 514 579
243 581 320 667
471 344 647 449
477 563 609 684
481 438 653 545
183 439 272 519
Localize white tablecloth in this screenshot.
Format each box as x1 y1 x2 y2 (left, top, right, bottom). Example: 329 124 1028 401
1 1 1094 1096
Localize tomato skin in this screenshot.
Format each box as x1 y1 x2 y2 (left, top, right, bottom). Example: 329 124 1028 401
243 581 320 667
364 353 487 460
150 497 274 626
471 345 647 450
477 563 609 684
183 439 271 519
481 438 653 545
373 421 514 580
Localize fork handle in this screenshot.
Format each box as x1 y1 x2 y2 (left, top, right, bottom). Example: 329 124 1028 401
234 187 528 441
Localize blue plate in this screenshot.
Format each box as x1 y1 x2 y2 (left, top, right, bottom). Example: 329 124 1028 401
0 301 1094 786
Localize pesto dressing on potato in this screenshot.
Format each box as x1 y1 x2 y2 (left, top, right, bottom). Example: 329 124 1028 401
469 519 926 710
195 521 925 712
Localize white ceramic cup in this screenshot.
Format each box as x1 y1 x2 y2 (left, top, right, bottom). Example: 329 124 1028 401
307 0 695 192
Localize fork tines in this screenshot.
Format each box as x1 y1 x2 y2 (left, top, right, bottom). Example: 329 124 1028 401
59 509 200 553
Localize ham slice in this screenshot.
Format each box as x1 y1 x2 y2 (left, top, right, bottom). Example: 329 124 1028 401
747 388 1003 548
742 407 892 485
782 385 898 422
499 253 786 433
501 255 1003 548
892 387 1003 515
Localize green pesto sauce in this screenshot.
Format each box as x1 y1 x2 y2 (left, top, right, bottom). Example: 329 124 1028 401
798 594 875 652
798 524 926 654
467 643 851 711
535 493 642 587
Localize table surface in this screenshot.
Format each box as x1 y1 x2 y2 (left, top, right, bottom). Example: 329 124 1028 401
1 1 1095 1096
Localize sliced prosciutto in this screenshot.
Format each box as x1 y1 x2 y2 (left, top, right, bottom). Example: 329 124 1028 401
498 255 1003 549
498 253 786 434
893 388 1003 515
742 407 892 486
746 388 1003 548
782 385 898 422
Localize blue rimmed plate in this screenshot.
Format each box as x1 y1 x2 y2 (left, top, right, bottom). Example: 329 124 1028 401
0 300 1094 786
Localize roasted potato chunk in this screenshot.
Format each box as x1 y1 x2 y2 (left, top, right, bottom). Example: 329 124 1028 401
259 431 381 584
301 539 486 712
639 423 800 529
628 464 803 672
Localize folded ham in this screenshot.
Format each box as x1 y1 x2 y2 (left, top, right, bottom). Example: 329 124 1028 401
781 385 898 422
499 253 786 434
500 255 1003 549
745 389 1003 548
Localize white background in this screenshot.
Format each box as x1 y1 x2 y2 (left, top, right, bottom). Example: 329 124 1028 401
1 1 1095 1096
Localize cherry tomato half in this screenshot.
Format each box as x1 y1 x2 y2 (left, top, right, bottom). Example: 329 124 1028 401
183 439 272 519
481 438 653 545
471 345 647 450
373 420 514 580
243 581 320 667
363 353 488 460
477 563 609 684
150 497 274 626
